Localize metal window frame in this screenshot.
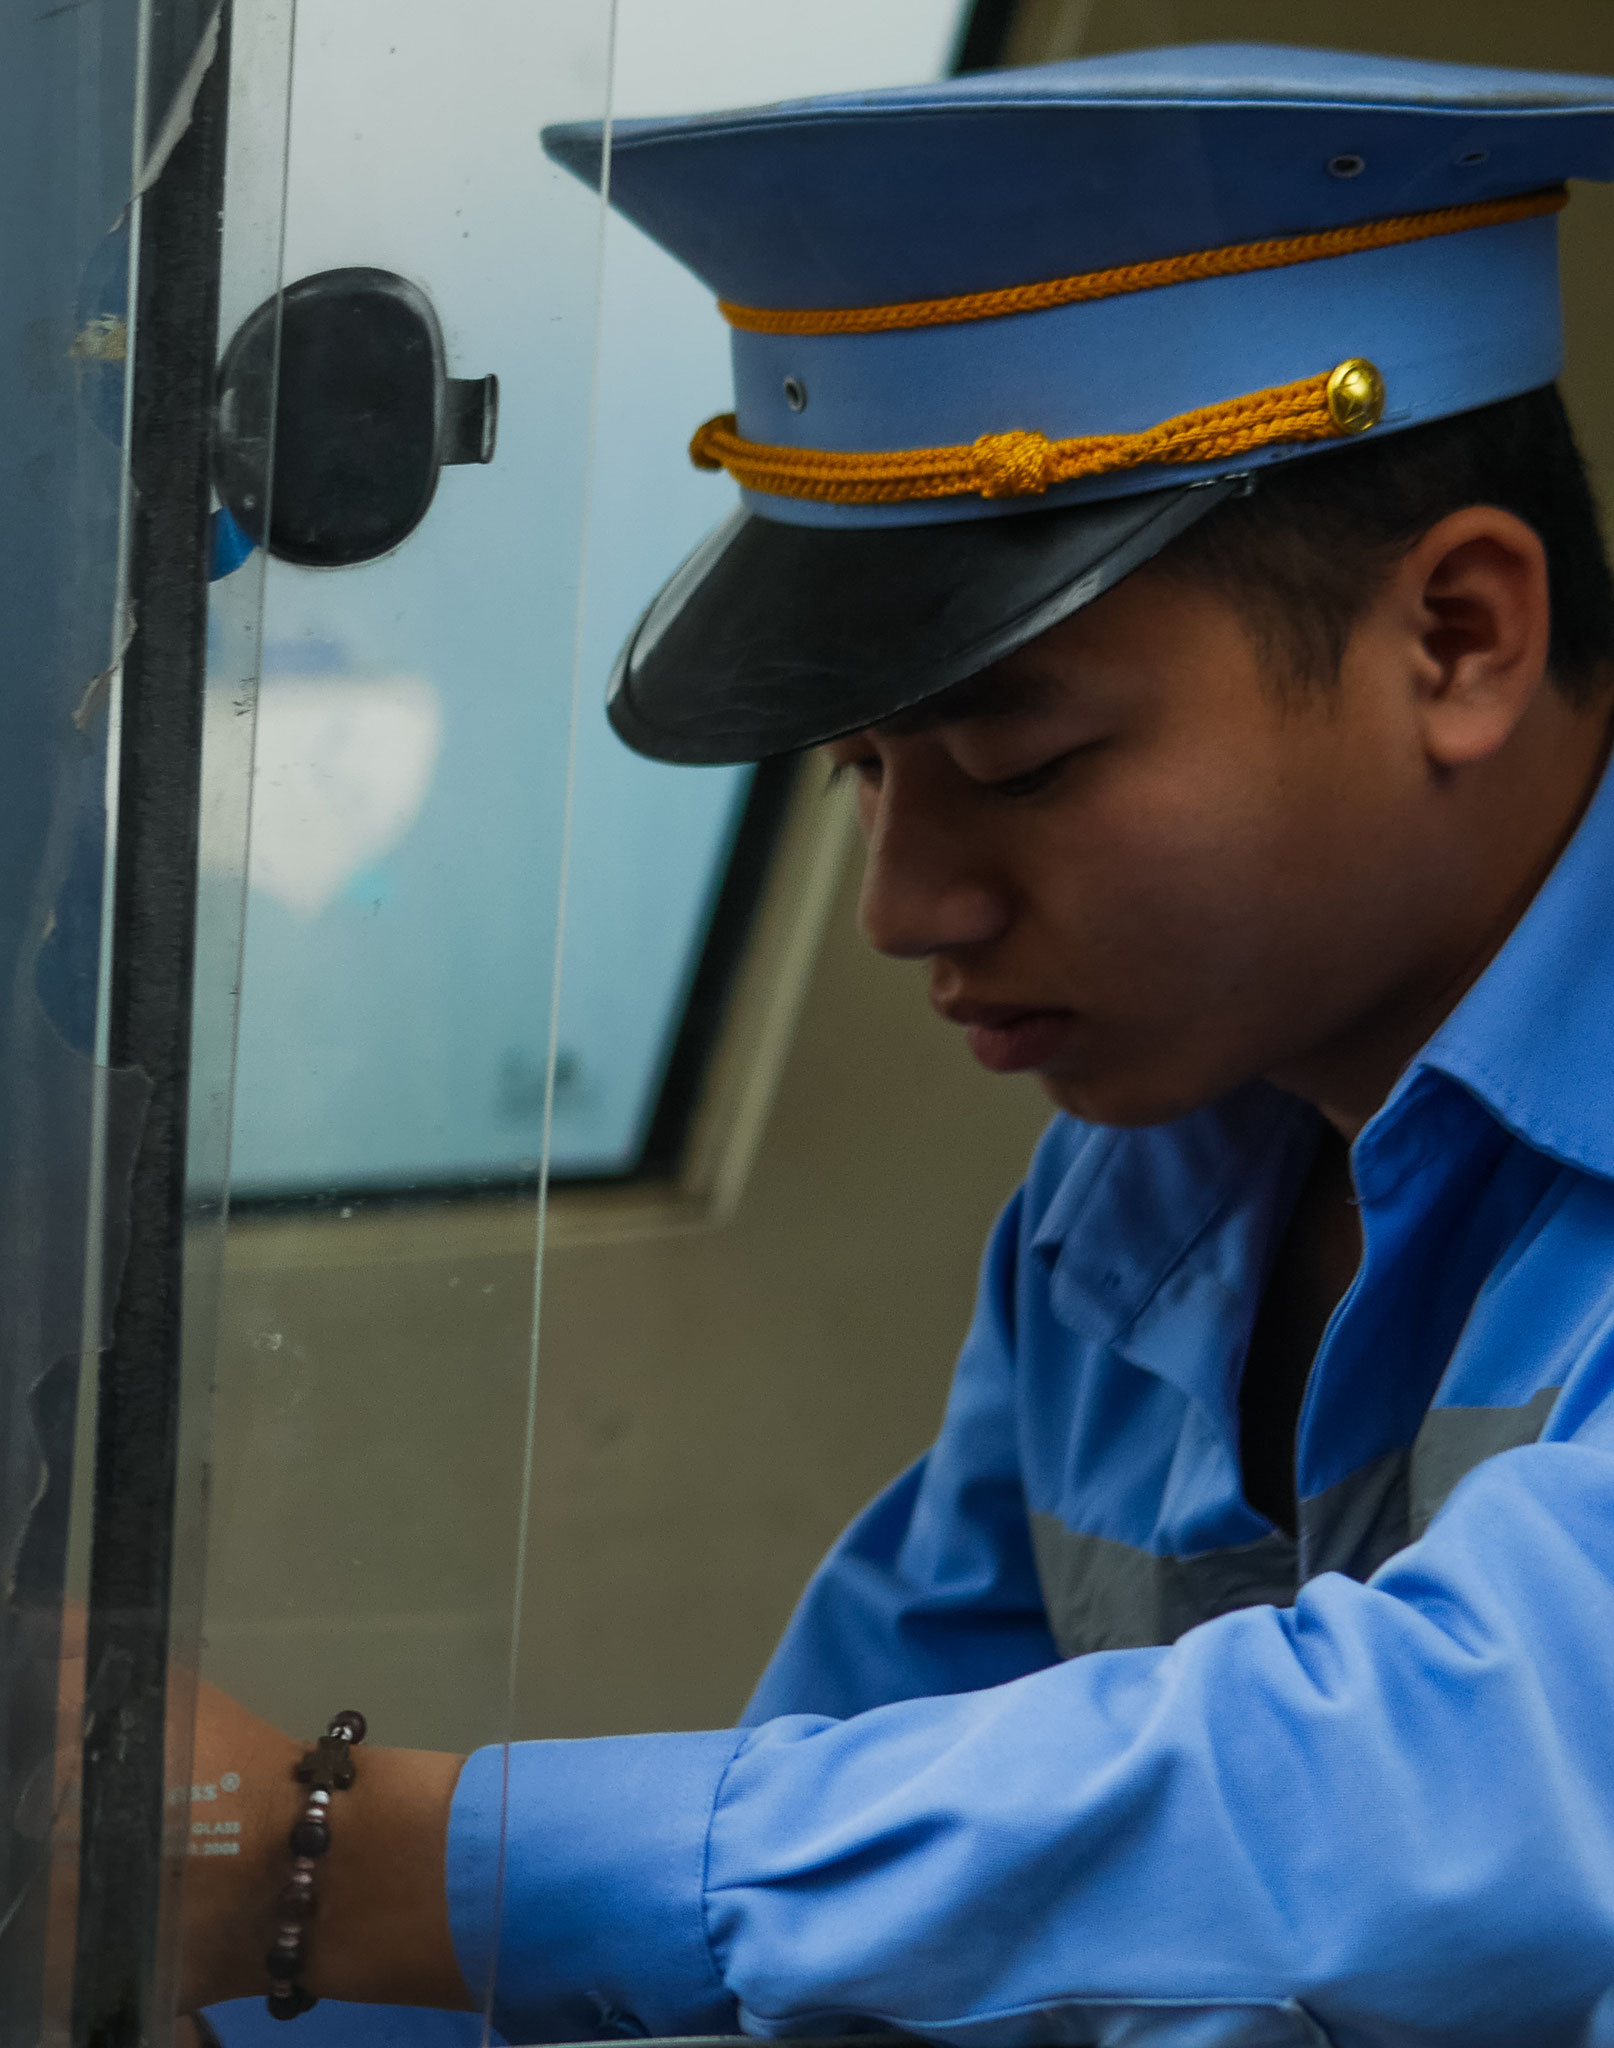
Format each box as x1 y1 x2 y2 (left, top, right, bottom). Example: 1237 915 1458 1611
72 7 234 2042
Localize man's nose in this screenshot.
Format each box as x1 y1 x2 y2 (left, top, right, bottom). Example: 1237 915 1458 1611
857 788 1009 961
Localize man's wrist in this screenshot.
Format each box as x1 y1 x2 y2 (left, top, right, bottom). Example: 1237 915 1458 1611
304 1744 470 2009
179 1691 469 2015
182 1722 306 2010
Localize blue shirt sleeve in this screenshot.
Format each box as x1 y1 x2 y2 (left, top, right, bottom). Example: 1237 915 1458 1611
449 1437 1614 2047
743 1188 1061 1725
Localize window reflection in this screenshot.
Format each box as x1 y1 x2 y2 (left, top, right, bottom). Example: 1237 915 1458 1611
223 0 970 1197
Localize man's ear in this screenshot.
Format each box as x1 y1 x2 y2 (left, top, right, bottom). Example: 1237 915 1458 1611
1391 506 1552 768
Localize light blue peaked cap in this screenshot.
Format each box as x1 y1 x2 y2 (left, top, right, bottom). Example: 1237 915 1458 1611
541 47 1614 765
546 43 1614 530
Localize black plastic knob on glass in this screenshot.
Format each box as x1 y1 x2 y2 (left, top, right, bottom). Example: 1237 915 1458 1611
266 1710 367 2020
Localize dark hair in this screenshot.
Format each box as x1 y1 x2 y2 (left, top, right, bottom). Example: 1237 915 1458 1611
1155 383 1614 705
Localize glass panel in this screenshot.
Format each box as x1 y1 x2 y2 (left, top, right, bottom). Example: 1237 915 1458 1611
0 0 269 2037
220 0 971 1194
219 1 619 1200
39 2 295 2039
0 2 148 2035
192 0 614 2040
19 7 1612 2044
521 0 1018 1748
163 0 298 2030
554 0 977 1177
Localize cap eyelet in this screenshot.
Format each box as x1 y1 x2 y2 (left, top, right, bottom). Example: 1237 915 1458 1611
783 376 808 412
1327 152 1366 179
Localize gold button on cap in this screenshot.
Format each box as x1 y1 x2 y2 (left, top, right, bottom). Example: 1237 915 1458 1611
1325 357 1386 435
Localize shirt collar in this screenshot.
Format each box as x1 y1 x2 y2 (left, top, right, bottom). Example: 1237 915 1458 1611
1412 750 1614 1182
1022 749 1614 1395
1029 1083 1313 1401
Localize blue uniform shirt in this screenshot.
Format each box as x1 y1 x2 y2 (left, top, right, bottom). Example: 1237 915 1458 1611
447 756 1614 2047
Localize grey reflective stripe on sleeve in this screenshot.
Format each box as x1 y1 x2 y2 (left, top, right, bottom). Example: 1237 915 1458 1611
1030 1515 1298 1656
1409 1385 1560 1540
1298 1443 1410 1585
1033 1387 1561 1658
1030 1446 1416 1657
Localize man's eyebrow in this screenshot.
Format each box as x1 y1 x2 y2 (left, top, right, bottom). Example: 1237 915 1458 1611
875 664 1069 737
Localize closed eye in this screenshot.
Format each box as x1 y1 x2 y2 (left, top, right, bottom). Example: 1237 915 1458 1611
978 746 1092 800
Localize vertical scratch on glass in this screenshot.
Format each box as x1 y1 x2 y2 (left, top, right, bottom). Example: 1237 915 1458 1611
488 1 619 2039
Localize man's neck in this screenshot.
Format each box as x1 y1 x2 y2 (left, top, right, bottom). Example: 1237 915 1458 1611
1270 701 1614 1142
1239 1122 1362 1534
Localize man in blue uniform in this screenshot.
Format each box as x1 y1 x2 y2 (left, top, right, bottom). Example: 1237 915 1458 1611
191 42 1614 2048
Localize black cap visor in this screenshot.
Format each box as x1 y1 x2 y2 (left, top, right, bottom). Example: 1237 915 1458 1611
608 478 1238 765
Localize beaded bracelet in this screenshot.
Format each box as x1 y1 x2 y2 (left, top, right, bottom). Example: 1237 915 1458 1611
266 1709 367 2020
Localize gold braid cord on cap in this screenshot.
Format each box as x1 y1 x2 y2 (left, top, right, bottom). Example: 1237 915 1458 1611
717 186 1567 337
690 359 1385 507
690 187 1565 507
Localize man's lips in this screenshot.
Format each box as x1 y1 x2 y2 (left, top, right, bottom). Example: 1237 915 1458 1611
937 1000 1079 1075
